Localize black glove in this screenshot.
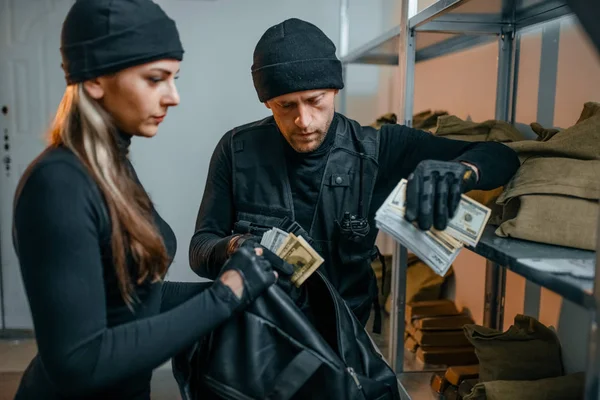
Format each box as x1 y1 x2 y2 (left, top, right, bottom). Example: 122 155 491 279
239 237 294 275
239 236 301 299
405 160 478 231
219 246 277 308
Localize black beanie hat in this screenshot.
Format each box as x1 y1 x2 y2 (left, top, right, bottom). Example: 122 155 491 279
251 18 344 103
60 0 184 84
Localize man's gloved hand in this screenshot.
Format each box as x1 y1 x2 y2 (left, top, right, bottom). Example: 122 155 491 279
405 160 478 231
219 246 277 308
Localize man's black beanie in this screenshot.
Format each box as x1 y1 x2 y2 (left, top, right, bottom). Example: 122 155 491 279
60 0 184 84
251 18 344 103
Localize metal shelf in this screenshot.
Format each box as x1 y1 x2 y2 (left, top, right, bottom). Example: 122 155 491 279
341 0 572 66
415 34 495 62
409 0 570 31
340 25 400 65
340 0 600 398
470 226 595 309
341 28 494 66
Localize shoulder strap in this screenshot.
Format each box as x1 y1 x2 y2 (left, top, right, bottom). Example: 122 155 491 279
266 350 323 400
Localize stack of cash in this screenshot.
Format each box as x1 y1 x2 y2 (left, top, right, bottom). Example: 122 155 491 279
261 228 324 287
375 179 491 277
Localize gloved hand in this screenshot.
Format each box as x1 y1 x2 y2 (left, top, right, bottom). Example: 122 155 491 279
219 246 277 308
238 237 301 299
405 160 478 231
239 236 294 276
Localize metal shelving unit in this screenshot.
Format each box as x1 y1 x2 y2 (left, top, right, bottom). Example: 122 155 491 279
339 0 600 399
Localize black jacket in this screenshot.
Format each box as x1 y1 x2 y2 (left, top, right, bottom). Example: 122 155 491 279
189 113 520 324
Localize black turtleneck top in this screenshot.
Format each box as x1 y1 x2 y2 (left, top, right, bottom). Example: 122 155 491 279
284 114 338 231
11 132 240 400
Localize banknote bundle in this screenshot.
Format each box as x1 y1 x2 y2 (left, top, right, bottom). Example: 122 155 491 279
260 228 324 287
375 179 491 276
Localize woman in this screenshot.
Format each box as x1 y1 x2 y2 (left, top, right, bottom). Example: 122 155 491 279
11 0 277 399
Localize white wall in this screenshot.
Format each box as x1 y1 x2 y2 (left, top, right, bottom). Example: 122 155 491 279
343 0 387 123
128 0 379 282
1 1 388 327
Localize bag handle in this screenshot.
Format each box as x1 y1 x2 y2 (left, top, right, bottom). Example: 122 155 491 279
266 350 323 400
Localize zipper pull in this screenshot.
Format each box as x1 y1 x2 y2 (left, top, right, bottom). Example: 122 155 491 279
347 367 362 390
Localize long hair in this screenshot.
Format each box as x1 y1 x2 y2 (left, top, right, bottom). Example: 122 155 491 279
48 84 168 306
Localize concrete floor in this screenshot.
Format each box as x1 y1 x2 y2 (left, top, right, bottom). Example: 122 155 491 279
0 338 181 400
0 310 389 400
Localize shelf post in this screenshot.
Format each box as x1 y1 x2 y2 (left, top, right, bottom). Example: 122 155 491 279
490 23 514 334
389 243 409 373
396 0 415 126
403 31 416 128
584 209 600 400
495 27 515 122
483 261 506 331
387 0 412 375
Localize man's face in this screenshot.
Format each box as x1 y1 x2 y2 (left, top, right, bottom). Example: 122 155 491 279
265 89 338 153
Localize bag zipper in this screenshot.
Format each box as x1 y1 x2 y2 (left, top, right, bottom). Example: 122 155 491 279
317 272 344 356
319 273 365 394
347 367 363 390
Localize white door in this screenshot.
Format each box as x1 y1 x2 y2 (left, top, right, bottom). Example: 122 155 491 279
0 0 74 330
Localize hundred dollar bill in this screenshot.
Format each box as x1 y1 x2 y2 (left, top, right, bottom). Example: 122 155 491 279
260 230 273 248
375 179 465 276
276 233 324 287
375 209 461 276
386 179 491 248
271 228 291 254
445 194 491 248
260 227 290 254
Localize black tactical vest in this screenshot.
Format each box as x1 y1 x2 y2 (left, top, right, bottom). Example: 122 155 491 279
230 114 381 326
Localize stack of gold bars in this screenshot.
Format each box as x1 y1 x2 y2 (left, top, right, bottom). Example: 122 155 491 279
405 299 476 366
430 365 480 399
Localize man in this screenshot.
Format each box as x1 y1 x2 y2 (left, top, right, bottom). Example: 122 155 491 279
189 18 520 330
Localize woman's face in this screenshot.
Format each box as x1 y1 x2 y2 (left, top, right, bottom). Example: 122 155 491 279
84 59 181 137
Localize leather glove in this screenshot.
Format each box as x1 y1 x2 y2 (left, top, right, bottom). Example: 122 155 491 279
238 237 302 298
237 236 304 301
239 236 295 277
219 246 277 308
405 160 478 231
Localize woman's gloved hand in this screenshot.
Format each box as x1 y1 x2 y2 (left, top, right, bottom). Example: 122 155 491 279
239 237 294 276
218 246 277 308
238 237 303 300
405 160 478 231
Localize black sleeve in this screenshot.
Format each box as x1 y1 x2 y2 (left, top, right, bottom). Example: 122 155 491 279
160 281 213 313
375 124 520 192
13 161 240 397
189 132 238 279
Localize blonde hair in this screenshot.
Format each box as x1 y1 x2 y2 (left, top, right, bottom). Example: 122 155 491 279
49 84 168 306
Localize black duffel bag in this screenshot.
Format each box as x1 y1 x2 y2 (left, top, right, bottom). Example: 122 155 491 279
172 270 401 400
